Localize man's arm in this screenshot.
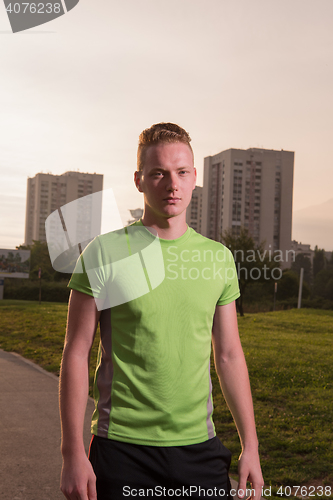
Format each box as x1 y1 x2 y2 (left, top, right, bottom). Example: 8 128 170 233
59 290 100 500
212 301 264 500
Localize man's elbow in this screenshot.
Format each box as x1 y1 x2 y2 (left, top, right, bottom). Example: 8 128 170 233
61 341 91 366
214 348 246 372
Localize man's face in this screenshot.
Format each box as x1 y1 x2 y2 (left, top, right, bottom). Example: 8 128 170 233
135 142 196 221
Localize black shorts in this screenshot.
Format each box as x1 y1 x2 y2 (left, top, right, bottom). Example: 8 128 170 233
89 435 232 500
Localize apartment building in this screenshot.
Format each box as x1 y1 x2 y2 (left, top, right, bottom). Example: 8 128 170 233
201 148 294 259
186 186 203 233
24 171 103 245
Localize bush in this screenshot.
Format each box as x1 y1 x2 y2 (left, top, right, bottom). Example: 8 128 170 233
3 278 70 303
302 297 333 310
276 297 333 311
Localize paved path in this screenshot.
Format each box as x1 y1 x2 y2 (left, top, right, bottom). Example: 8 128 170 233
0 349 94 500
0 349 254 500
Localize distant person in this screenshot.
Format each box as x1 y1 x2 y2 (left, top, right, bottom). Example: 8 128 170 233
59 123 264 500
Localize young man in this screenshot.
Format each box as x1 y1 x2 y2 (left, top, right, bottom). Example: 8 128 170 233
59 123 264 500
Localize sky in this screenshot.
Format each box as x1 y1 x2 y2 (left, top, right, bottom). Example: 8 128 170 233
0 0 332 251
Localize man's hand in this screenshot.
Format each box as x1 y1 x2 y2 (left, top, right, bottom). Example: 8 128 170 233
60 452 97 500
237 448 264 500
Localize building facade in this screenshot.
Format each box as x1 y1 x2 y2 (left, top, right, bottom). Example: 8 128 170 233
186 186 203 234
24 171 103 245
290 240 313 264
201 148 294 259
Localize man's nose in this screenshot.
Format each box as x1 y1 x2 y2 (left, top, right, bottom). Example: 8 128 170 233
166 173 178 191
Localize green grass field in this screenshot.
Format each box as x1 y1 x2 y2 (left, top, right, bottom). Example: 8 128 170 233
0 300 100 388
211 308 333 494
0 301 332 496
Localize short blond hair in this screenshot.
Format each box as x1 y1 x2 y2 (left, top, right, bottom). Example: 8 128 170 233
137 122 193 171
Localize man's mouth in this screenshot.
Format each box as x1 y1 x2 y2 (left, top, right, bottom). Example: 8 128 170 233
164 197 181 203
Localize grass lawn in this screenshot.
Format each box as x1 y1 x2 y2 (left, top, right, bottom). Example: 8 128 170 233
0 300 100 392
0 301 332 496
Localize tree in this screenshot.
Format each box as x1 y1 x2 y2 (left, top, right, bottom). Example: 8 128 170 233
313 267 333 301
16 241 68 281
276 270 310 301
276 270 299 300
313 246 326 278
221 227 279 316
291 253 312 286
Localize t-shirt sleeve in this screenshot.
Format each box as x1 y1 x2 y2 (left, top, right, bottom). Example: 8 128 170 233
68 237 107 299
217 247 240 306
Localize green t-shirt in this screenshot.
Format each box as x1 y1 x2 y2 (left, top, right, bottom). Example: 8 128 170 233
69 221 240 446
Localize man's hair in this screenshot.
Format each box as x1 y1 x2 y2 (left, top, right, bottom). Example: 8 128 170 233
137 122 193 171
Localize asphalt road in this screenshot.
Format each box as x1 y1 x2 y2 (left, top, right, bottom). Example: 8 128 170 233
0 349 94 500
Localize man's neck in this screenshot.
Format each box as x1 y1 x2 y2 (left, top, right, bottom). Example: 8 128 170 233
141 213 188 240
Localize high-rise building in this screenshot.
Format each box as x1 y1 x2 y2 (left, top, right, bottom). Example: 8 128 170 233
201 148 294 258
186 186 203 233
24 171 103 245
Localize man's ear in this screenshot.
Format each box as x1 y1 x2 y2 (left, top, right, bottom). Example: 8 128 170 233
134 171 143 192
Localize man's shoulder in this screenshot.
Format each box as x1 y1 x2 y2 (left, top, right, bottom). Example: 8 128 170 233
93 221 141 247
96 226 128 244
188 229 232 255
88 221 152 266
